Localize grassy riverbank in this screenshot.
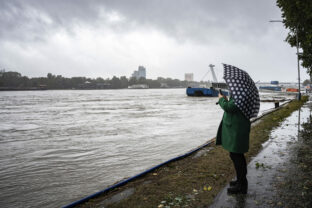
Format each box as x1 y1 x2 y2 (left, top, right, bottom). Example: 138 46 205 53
79 97 308 208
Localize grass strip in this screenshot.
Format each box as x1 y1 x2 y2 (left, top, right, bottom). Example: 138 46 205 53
79 97 308 208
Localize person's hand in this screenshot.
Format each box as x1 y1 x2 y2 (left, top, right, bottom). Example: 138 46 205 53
218 93 228 100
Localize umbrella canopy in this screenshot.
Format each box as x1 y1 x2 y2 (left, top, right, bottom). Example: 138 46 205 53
223 64 260 119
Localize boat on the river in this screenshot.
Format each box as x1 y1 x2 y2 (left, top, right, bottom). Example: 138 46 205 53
186 64 228 97
259 81 283 92
286 88 299 92
128 84 149 89
259 85 282 92
186 83 228 97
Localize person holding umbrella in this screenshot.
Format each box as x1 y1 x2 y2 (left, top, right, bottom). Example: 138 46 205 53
216 64 260 194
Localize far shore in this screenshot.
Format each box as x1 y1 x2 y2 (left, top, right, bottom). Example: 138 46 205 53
0 87 186 91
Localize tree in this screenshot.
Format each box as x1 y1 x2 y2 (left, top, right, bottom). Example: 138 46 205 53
0 71 22 87
71 77 87 88
128 77 137 86
302 79 311 86
47 73 55 79
120 76 129 88
96 77 104 83
276 0 312 76
20 76 29 87
146 79 161 88
138 77 147 84
110 76 121 88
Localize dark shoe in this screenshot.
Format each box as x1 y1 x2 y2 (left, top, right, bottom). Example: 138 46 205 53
229 180 238 187
227 183 248 194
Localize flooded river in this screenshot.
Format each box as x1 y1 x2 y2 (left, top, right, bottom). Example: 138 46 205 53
0 89 294 207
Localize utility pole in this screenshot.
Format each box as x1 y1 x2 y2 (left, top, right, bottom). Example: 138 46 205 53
295 25 301 100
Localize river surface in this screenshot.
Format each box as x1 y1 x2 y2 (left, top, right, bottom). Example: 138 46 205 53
0 89 294 208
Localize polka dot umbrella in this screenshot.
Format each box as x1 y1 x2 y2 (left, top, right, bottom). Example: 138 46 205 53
223 64 260 119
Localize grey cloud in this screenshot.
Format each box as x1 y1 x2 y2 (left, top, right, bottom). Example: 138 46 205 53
0 0 282 44
105 0 279 43
0 0 102 42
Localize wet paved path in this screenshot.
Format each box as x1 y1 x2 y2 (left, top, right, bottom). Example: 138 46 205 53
210 100 312 208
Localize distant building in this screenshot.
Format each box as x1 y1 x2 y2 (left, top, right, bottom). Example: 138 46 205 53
131 71 138 78
185 73 194 82
131 66 146 79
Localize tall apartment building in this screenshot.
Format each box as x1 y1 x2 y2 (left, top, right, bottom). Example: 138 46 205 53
185 73 194 82
131 66 146 79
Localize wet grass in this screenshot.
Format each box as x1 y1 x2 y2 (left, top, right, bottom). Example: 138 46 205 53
78 97 308 208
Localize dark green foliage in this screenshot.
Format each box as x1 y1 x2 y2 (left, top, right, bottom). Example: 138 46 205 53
0 71 22 87
303 79 311 86
276 0 312 76
119 76 129 88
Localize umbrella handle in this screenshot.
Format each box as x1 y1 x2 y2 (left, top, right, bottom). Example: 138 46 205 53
216 89 222 105
219 89 223 95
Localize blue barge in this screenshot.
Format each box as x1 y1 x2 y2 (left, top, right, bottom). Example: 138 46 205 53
186 64 228 97
259 86 282 91
186 87 229 97
259 81 282 92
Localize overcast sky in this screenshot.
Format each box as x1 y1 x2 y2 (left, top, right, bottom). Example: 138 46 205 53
0 0 309 82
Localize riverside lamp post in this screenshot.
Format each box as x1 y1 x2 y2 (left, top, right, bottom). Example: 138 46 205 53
269 20 301 100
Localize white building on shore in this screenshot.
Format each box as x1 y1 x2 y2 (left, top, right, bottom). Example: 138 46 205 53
185 73 194 82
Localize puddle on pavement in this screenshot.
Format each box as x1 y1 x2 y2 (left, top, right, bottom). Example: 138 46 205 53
192 147 213 158
95 188 135 207
210 101 312 208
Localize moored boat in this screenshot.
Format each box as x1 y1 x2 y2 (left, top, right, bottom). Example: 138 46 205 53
128 84 149 89
186 83 228 97
259 81 283 92
286 88 299 92
186 64 228 97
259 85 282 92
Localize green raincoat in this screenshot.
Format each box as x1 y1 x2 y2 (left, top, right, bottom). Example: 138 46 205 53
216 97 251 153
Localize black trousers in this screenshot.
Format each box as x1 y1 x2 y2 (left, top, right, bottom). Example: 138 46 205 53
230 152 247 184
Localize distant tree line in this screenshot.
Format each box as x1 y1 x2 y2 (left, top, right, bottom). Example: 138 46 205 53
0 70 203 90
